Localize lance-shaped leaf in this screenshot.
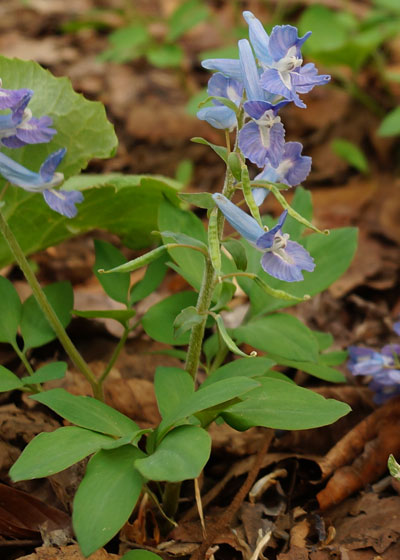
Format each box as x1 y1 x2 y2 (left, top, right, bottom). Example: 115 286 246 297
22 361 67 385
173 306 204 338
0 365 23 392
10 426 114 481
94 240 130 304
222 239 247 271
154 367 194 419
191 137 228 163
31 388 140 438
215 314 255 359
73 445 145 557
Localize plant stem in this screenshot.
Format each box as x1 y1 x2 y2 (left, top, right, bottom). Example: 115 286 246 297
98 325 130 384
0 209 101 400
12 343 34 376
185 258 216 381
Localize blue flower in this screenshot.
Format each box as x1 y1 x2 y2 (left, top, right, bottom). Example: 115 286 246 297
212 193 315 282
0 79 33 110
0 149 83 218
348 344 400 404
197 72 243 130
252 142 312 205
258 24 330 108
238 100 288 168
0 91 56 148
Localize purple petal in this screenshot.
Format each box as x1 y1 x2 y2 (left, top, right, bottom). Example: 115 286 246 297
238 39 264 101
197 105 236 129
212 193 264 246
39 148 66 182
278 142 312 186
0 87 33 110
394 321 400 336
239 121 285 168
256 210 289 250
291 63 330 93
285 240 315 272
201 59 242 81
382 344 400 359
268 25 311 60
254 165 279 183
244 100 275 120
208 73 243 105
1 136 26 148
43 189 84 218
10 92 32 125
0 151 43 189
16 115 56 145
261 250 304 282
243 11 273 66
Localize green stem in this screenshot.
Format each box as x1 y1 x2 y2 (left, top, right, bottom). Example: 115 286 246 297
0 209 101 400
98 325 130 384
185 258 216 381
160 482 182 534
12 343 34 376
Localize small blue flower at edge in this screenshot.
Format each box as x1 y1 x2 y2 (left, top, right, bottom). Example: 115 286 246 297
212 193 315 282
197 72 243 130
0 149 83 218
0 91 56 148
0 80 33 110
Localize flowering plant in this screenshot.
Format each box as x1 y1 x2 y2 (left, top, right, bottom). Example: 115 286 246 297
0 12 358 558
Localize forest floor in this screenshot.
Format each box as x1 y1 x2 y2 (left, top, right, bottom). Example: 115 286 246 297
1 1 400 559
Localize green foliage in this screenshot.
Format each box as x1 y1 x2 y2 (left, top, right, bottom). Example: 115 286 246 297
94 240 130 304
142 291 198 345
22 362 67 385
0 277 21 344
233 313 319 363
73 446 145 557
10 427 114 481
0 174 181 267
31 389 140 437
154 367 194 419
331 139 369 173
222 377 351 431
173 306 204 338
135 425 211 482
378 107 400 136
121 552 162 560
20 282 73 350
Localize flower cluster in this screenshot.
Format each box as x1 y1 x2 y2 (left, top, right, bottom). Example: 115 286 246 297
198 12 330 282
348 322 400 404
0 79 83 218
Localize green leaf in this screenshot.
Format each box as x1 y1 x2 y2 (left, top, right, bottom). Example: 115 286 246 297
215 315 254 359
100 24 150 63
22 362 67 385
282 187 313 241
320 350 348 366
159 199 206 290
233 314 319 362
191 137 228 163
130 251 168 305
147 44 183 68
154 367 194 419
73 308 135 325
121 552 162 560
378 107 400 136
298 5 349 53
223 239 247 271
73 445 144 557
268 354 346 383
175 159 193 186
201 357 276 389
178 191 216 210
242 227 358 315
173 306 204 338
0 56 117 182
167 0 209 41
31 388 140 437
158 231 207 250
222 378 351 431
0 174 180 268
312 330 334 351
104 246 168 275
210 281 236 312
135 425 211 482
20 282 73 350
94 240 130 304
10 426 114 481
0 276 21 344
331 139 369 173
158 376 260 438
0 365 23 391
142 291 198 346
388 454 400 481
